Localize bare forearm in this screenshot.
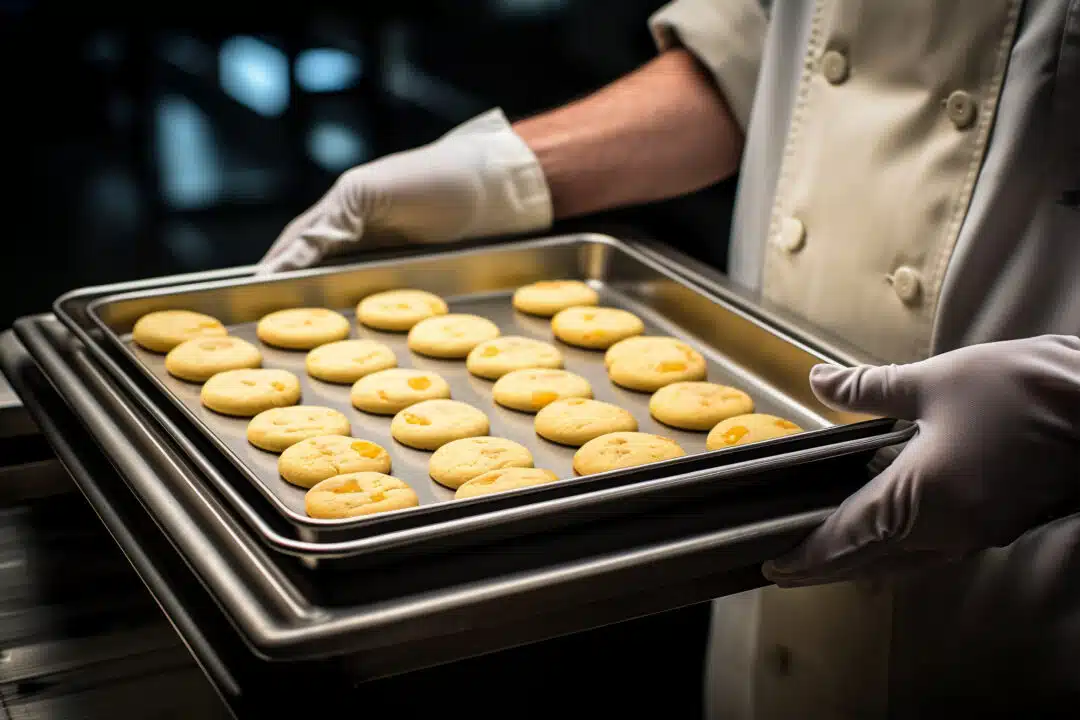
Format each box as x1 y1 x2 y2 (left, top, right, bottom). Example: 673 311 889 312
513 49 743 220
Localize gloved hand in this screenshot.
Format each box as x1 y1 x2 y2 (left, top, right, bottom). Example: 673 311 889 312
764 335 1080 587
258 108 552 273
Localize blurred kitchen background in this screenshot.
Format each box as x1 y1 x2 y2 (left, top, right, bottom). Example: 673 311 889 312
2 0 736 330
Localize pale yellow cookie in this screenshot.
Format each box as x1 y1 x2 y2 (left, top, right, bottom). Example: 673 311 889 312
492 368 592 413
465 336 564 380
255 308 350 350
132 310 227 353
278 435 391 488
512 280 599 317
649 382 754 431
390 399 489 451
606 336 707 392
572 432 685 475
200 368 301 417
305 339 396 384
456 468 559 499
428 436 533 489
165 336 262 383
551 306 645 350
350 368 451 414
407 314 501 359
534 398 639 447
706 413 804 451
246 406 351 453
305 472 419 519
356 289 448 331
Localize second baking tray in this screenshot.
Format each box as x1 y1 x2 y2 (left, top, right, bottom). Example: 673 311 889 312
73 234 907 554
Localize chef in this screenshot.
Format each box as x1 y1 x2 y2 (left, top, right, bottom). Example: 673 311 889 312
261 0 1080 716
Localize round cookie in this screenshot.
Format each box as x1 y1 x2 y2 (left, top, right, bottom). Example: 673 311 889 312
407 314 501 359
512 280 599 317
256 308 350 350
706 413 804 451
572 432 685 475
305 473 419 519
350 368 451 414
465 336 564 380
306 339 396 384
132 310 226 353
165 336 262 383
551 306 645 350
456 468 559 499
606 336 707 392
650 382 754 431
356 289 448 332
390 399 489 451
429 437 534 489
278 435 391 488
200 368 301 417
534 398 638 447
246 406 351 453
492 368 592 413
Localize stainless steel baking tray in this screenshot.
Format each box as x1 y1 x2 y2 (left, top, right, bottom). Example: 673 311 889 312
55 235 912 563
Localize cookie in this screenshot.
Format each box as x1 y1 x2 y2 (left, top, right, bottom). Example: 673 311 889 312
512 280 599 317
165 336 262 383
278 435 391 488
605 336 707 392
350 368 451 414
305 339 396 384
428 436 533 489
649 382 754 431
534 398 638 447
455 468 559 499
492 368 592 413
407 314 501 359
551 306 645 350
390 399 489 451
132 310 227 353
255 308 351 350
572 432 685 475
200 368 301 417
465 336 564 380
305 472 419 519
356 289 448 331
706 413 803 450
246 406 351 453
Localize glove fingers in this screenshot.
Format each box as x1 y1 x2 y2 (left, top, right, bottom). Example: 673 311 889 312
258 239 321 274
810 363 920 420
765 549 957 588
762 450 920 586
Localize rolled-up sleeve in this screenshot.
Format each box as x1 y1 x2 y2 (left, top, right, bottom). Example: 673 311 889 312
649 0 768 131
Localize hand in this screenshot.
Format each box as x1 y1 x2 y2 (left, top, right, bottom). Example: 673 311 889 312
763 335 1080 587
258 109 552 273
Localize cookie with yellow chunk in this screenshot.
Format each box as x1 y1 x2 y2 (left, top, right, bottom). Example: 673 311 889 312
512 280 599 317
572 432 685 475
256 308 350 350
649 382 753 431
534 398 638 447
165 336 262 382
356 289 448 331
350 368 451 414
551 306 644 350
305 339 396 384
456 468 559 499
200 368 301 417
390 399 490 451
278 436 391 488
492 368 592 413
465 336 563 380
407 314 500 359
132 310 227 353
305 472 419 519
429 437 533 489
246 406 351 453
605 336 706 392
705 413 803 450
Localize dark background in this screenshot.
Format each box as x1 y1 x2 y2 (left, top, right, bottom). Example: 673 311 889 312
1 0 736 329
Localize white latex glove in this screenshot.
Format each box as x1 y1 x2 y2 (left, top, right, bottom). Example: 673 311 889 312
258 108 552 273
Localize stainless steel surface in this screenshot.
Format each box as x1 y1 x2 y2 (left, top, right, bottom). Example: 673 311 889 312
84 234 872 535
0 354 36 440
